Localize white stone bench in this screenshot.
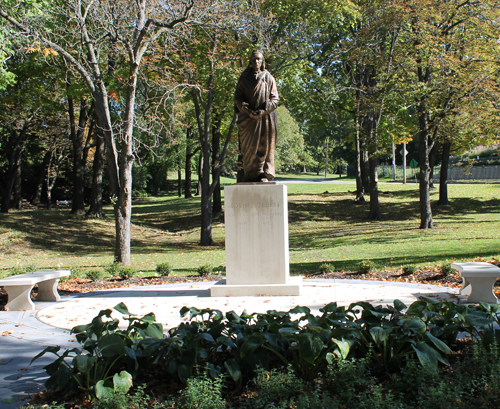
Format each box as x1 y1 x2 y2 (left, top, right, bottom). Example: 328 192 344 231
451 262 500 304
0 270 71 310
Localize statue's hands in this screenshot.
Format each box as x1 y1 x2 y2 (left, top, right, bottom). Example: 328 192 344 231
250 109 265 119
241 102 252 115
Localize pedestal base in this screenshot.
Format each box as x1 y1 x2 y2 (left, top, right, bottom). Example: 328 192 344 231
210 277 302 297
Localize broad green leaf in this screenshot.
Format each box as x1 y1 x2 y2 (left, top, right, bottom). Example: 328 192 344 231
404 317 426 334
114 302 131 315
465 311 494 327
394 300 407 312
320 302 339 313
425 332 452 354
240 333 265 358
113 371 132 393
296 333 324 364
95 380 114 401
224 359 242 384
332 338 351 360
31 346 60 364
144 323 164 339
369 327 392 345
289 306 311 315
75 354 97 373
97 334 125 358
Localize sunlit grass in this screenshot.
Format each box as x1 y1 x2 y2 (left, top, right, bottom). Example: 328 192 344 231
0 181 498 278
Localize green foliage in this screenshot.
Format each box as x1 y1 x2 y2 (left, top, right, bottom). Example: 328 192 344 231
31 299 500 407
9 264 36 275
253 367 306 407
177 372 226 409
401 265 416 276
105 263 135 280
93 385 152 409
196 264 213 277
156 262 172 277
358 260 374 274
86 270 105 282
117 266 136 280
31 302 163 399
440 263 453 276
319 263 334 274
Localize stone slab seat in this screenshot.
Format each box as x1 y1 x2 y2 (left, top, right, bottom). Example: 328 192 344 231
451 262 500 304
0 270 70 311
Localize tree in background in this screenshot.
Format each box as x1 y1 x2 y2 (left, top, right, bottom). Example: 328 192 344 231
1 0 221 263
396 0 500 228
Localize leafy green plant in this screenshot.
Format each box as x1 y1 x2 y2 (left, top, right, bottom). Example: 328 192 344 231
440 263 453 276
358 260 374 273
402 265 416 276
177 372 226 409
117 266 135 280
32 303 163 399
156 262 172 277
197 264 213 277
319 263 334 274
104 263 121 277
9 264 36 275
86 270 105 282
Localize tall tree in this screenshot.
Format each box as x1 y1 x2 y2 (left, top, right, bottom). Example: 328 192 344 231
397 0 500 228
1 0 217 264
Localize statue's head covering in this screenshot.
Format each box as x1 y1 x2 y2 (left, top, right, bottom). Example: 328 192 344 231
249 50 266 71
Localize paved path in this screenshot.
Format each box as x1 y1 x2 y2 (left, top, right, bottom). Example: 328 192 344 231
0 279 459 408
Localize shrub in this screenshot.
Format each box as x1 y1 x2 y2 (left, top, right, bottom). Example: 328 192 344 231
358 260 374 273
117 266 135 280
104 263 121 277
319 263 334 274
156 262 172 277
86 269 104 282
213 264 226 275
105 263 135 279
9 264 36 276
197 264 213 277
440 263 453 276
401 265 416 276
178 372 226 409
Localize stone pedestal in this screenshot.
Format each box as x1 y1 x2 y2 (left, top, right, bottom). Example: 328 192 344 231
210 183 301 297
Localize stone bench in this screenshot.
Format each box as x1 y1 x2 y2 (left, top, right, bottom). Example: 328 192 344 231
0 270 71 311
451 262 500 304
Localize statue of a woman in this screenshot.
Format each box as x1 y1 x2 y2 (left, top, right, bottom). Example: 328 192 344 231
234 51 279 182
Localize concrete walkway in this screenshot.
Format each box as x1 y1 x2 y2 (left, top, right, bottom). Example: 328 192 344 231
0 279 459 408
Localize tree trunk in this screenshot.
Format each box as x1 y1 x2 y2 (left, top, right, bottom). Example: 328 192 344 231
184 126 195 199
68 91 91 215
418 113 433 229
212 118 222 214
177 168 182 197
438 141 451 205
354 124 366 202
429 142 440 190
86 127 105 218
200 137 213 245
195 154 202 196
32 150 51 206
1 124 29 213
367 156 382 220
13 162 22 209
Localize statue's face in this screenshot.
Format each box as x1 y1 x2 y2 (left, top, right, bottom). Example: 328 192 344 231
250 53 264 71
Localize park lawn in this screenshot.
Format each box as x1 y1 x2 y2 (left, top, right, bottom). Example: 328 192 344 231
0 181 498 278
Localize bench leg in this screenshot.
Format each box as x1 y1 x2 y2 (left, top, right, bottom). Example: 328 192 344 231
463 277 498 304
37 278 61 301
4 285 35 311
460 277 472 296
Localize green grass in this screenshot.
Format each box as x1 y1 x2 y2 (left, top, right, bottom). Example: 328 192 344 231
0 181 498 278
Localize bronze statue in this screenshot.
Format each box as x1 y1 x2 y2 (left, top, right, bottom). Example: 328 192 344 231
234 51 279 182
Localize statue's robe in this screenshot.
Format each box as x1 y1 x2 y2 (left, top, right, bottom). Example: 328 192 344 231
234 69 279 182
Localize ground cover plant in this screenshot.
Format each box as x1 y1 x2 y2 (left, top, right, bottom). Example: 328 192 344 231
24 299 500 408
0 180 498 279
